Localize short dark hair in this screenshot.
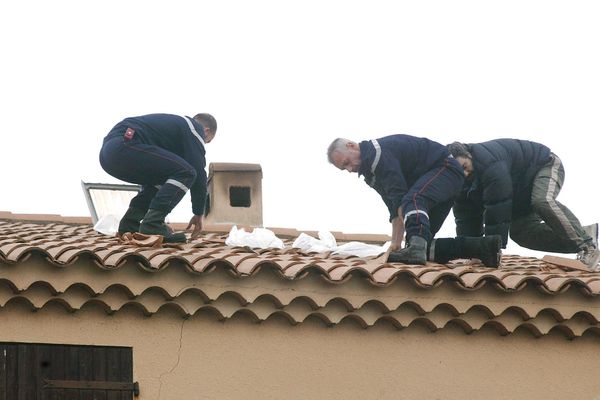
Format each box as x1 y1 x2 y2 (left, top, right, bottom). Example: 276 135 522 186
447 141 471 159
193 113 217 133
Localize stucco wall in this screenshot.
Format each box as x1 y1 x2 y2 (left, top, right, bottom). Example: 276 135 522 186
1 302 599 400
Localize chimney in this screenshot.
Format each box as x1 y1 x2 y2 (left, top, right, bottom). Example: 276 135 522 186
204 163 263 227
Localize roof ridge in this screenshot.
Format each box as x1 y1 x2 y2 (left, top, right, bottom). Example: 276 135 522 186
0 211 391 243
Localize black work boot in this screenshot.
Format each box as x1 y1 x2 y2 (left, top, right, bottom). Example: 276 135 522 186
429 238 458 264
431 236 502 268
460 235 502 267
388 236 427 265
118 207 147 235
139 209 187 243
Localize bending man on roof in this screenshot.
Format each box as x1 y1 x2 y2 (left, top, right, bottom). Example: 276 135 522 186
99 113 217 243
448 139 600 270
327 135 502 267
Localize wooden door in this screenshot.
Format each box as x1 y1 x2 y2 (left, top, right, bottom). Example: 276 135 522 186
0 343 136 400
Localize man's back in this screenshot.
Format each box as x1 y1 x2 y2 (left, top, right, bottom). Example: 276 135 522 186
118 113 206 156
358 134 449 190
470 139 551 181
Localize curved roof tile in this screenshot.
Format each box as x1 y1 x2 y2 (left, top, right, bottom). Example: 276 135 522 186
1 218 600 296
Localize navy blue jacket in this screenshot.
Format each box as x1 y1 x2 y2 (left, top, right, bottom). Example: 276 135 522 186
358 134 450 221
109 113 209 215
453 139 552 246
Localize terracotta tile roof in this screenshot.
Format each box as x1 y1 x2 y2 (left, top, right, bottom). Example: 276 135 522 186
1 218 594 292
2 213 600 339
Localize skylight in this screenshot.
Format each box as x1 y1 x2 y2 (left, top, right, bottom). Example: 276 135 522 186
81 181 140 224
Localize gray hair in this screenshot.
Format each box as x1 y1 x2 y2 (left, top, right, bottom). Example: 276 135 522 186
447 141 472 159
327 138 352 163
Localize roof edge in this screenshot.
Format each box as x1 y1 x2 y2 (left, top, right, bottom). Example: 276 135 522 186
0 211 93 225
0 211 391 244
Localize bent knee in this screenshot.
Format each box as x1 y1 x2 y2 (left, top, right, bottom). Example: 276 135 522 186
178 167 197 184
187 168 197 181
509 225 528 246
531 198 555 214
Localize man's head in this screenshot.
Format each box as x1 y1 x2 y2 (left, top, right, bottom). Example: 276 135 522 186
327 138 362 173
194 113 217 143
447 141 473 178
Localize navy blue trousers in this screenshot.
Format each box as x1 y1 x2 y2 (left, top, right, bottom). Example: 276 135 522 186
401 157 465 242
99 127 197 214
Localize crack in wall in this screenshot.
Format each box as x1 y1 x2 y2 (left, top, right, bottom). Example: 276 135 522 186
157 317 187 399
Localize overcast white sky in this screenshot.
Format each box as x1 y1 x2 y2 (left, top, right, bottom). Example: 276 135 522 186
1 0 599 258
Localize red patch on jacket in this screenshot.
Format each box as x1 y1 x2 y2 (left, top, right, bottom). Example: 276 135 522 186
124 128 135 140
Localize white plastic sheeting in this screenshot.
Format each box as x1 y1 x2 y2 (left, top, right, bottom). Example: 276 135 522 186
333 241 390 258
291 230 390 257
225 226 388 257
292 231 337 253
225 226 285 249
93 214 120 236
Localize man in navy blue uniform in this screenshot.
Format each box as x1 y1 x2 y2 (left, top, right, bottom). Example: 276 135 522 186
327 135 502 267
448 139 600 269
99 113 216 243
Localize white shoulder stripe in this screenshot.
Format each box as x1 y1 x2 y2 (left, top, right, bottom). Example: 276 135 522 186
181 115 205 146
370 139 382 174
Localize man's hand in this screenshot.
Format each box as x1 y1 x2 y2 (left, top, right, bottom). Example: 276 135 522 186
390 207 405 251
186 215 204 239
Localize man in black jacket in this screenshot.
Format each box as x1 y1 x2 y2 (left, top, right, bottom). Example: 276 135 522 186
327 135 503 267
448 139 600 269
99 113 216 243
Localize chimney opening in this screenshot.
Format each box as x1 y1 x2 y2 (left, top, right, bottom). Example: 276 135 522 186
229 186 251 207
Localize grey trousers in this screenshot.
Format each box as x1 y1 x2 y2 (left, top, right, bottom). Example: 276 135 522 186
509 154 591 253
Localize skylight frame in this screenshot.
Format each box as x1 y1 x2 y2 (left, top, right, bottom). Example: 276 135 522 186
81 181 141 224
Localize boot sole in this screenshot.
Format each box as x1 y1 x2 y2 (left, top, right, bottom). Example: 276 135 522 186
387 252 426 265
481 236 503 268
118 223 141 235
586 251 600 271
139 228 187 243
163 232 187 243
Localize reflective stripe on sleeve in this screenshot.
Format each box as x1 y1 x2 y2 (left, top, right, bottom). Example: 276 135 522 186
370 139 382 185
